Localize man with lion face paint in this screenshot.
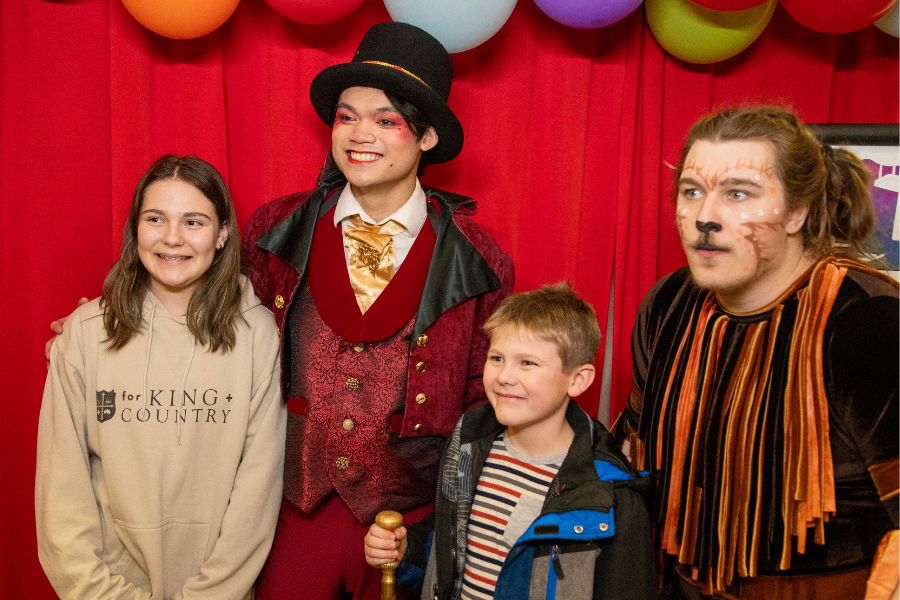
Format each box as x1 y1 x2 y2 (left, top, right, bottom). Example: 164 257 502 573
614 106 898 599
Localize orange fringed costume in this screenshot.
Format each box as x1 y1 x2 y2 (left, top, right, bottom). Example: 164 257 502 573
616 256 899 598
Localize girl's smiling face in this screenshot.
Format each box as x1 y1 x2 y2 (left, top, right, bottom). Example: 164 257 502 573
137 178 227 314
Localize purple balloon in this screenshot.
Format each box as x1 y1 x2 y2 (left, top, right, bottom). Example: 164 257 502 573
534 0 644 29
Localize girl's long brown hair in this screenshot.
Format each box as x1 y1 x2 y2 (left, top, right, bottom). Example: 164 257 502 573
101 155 243 352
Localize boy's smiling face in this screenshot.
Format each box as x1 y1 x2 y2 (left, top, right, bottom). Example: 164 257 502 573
483 324 579 438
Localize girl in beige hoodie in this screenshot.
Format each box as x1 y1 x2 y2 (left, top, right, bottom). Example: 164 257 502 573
36 155 286 600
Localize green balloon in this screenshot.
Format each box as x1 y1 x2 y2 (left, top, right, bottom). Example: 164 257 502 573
646 0 776 64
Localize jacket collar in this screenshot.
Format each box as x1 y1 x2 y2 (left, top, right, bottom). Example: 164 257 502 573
256 184 502 345
414 187 500 339
256 187 334 277
460 401 627 511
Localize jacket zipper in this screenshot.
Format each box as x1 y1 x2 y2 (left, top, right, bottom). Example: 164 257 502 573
551 544 564 580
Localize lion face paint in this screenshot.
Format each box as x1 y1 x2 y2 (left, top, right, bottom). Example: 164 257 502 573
675 139 809 312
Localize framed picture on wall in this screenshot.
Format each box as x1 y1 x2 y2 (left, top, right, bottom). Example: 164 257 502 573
811 123 900 280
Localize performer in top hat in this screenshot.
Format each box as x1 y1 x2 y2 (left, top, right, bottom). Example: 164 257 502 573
242 22 514 599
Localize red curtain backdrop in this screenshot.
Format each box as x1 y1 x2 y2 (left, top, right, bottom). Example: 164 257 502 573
2 0 896 596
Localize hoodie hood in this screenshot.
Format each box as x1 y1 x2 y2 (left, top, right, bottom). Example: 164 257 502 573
139 275 261 444
237 273 263 315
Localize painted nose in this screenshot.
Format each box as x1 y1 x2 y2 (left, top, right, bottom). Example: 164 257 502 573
690 193 722 227
696 220 722 233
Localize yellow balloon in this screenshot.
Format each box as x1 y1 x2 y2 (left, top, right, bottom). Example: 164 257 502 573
646 0 776 64
121 0 241 40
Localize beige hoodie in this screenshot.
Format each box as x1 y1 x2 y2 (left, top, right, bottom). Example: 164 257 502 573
36 276 285 600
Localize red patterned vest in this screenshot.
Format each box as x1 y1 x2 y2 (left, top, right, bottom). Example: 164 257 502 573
283 209 440 522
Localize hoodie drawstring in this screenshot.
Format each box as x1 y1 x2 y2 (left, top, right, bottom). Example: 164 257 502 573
142 300 156 417
176 340 196 446
142 297 198 446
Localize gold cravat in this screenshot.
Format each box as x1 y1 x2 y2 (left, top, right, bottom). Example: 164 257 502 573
343 214 406 313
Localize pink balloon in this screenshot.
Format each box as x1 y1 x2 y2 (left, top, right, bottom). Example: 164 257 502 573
264 0 364 24
689 0 767 10
780 0 894 33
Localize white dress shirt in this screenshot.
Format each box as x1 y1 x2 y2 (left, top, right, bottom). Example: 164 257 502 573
332 180 427 269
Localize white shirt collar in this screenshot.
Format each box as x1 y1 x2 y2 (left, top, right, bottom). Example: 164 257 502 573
332 180 427 238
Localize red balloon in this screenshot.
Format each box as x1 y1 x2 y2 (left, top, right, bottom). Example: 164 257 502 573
120 0 240 39
780 0 895 33
264 0 365 24
689 0 768 10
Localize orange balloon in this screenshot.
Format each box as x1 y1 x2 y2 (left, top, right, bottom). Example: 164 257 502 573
121 0 241 39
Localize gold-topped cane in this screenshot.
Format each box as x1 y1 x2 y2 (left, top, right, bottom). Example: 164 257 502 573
374 510 404 600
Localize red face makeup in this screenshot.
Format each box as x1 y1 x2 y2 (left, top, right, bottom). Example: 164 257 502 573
331 86 437 220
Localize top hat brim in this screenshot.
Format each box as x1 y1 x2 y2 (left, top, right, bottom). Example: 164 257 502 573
310 62 464 164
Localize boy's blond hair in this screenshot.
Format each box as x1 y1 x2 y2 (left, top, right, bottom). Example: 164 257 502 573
483 283 601 371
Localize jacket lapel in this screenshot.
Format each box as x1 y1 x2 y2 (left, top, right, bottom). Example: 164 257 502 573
414 188 501 342
256 188 338 276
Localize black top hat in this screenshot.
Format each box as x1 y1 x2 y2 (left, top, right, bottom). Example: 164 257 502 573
309 22 463 164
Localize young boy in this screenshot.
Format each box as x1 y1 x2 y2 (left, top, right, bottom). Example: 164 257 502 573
365 283 656 600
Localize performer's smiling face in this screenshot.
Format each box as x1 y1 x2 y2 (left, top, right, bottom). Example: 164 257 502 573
331 86 437 218
676 139 808 311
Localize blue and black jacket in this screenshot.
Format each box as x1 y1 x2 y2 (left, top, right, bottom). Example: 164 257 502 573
400 401 657 600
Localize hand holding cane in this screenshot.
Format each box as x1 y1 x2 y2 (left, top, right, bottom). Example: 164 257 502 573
375 510 404 600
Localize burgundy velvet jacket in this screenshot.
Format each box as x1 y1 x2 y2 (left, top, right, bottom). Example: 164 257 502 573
242 183 513 521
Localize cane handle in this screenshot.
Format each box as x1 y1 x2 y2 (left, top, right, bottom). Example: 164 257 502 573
375 510 404 600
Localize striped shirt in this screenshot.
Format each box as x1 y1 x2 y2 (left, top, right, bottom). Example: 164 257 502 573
460 433 566 599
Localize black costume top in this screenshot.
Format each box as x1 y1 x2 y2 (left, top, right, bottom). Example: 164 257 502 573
616 256 899 594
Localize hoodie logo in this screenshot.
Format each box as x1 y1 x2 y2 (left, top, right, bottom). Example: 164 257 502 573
96 390 117 423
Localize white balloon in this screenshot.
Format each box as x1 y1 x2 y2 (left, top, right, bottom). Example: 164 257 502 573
383 0 518 53
875 1 899 37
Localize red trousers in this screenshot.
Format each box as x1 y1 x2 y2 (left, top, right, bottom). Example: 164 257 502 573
255 494 431 600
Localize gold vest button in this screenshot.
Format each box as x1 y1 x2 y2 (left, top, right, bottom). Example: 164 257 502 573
342 418 355 431
345 377 360 391
415 361 426 372
413 423 423 431
353 344 365 353
274 295 285 309
416 333 428 347
335 456 350 470
415 393 427 405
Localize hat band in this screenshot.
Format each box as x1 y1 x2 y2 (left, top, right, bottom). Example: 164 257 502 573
361 61 430 89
